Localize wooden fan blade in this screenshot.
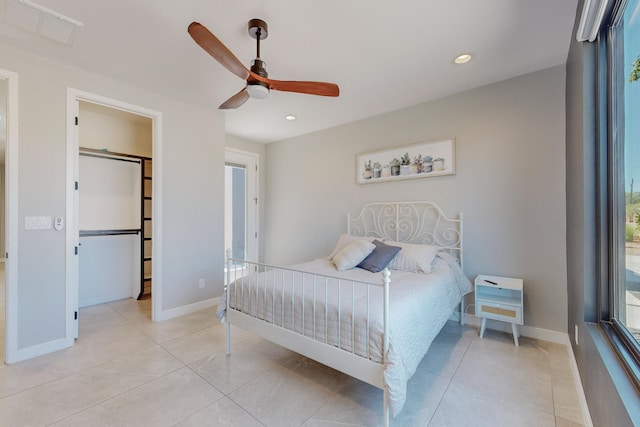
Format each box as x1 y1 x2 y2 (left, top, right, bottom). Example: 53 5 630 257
250 72 339 97
188 22 250 80
219 88 250 109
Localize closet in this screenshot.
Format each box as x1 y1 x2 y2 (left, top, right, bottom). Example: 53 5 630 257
78 102 152 307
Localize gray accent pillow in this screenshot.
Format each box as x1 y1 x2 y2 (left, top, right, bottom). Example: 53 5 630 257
357 240 402 273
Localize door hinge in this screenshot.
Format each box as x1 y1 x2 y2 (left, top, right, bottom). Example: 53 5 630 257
75 116 78 126
74 311 78 320
74 246 78 255
5 252 7 259
75 181 79 190
255 232 258 238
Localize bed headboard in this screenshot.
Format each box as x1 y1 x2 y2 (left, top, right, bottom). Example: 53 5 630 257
347 201 464 267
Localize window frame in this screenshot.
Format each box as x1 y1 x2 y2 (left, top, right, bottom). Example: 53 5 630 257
598 0 640 391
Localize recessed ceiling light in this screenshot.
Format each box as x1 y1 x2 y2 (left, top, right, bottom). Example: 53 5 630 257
454 53 472 64
285 115 296 121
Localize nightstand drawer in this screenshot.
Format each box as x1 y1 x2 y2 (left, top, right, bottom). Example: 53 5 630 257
476 299 522 324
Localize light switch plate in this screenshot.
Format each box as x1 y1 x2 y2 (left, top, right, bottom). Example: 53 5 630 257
25 216 52 230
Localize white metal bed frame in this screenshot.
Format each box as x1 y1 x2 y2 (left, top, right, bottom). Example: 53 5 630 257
224 201 463 426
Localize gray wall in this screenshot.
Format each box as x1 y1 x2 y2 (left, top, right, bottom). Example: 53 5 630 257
0 40 226 351
264 66 568 333
565 1 640 425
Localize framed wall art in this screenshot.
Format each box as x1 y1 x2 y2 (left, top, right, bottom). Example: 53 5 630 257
356 137 455 184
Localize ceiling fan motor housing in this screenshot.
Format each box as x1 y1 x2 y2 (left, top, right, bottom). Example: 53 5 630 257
251 59 268 78
248 58 270 98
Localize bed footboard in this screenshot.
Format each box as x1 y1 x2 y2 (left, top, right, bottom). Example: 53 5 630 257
224 251 391 426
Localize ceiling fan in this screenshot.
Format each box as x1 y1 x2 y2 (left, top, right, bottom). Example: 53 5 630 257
188 19 340 109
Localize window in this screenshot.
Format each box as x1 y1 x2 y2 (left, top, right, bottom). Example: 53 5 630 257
224 149 258 271
622 0 640 348
602 0 640 384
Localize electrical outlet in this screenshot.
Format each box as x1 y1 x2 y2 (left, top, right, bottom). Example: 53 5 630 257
198 278 205 289
574 324 579 346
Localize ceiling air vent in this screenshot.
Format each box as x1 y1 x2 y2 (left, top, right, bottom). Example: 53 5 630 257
1 0 83 46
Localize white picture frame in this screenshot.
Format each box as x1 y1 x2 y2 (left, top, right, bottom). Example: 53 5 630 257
356 137 455 184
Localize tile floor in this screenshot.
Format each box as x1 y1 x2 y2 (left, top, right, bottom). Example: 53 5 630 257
0 295 586 427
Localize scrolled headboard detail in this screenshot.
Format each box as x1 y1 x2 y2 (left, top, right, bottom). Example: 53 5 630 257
347 201 463 267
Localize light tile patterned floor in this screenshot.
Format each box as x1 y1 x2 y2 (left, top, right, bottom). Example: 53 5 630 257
0 296 586 426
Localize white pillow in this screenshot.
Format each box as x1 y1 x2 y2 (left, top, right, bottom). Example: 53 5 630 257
329 234 375 260
333 240 375 271
386 241 439 273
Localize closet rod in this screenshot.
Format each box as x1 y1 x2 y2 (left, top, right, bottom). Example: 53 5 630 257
79 151 141 164
80 146 151 161
80 229 141 237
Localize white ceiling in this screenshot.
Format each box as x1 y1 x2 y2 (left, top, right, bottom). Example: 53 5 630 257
0 0 579 143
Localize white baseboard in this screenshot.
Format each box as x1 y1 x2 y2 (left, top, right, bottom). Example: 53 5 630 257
7 337 74 364
79 292 133 309
8 298 220 363
462 314 570 345
566 341 593 427
154 297 220 322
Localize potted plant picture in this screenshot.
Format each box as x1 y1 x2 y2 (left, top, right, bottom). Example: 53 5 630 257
356 137 455 184
372 162 382 178
400 152 411 175
390 158 401 176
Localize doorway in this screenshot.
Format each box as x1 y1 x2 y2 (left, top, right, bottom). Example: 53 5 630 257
1 68 18 363
225 149 258 270
66 89 162 341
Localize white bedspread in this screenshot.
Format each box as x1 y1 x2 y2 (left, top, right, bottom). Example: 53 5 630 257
219 253 472 416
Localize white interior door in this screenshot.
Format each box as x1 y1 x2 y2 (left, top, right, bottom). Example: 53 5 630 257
225 149 258 265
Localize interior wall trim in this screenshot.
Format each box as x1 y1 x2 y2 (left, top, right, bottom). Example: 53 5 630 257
66 88 163 344
567 335 595 427
154 297 220 322
2 67 20 364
